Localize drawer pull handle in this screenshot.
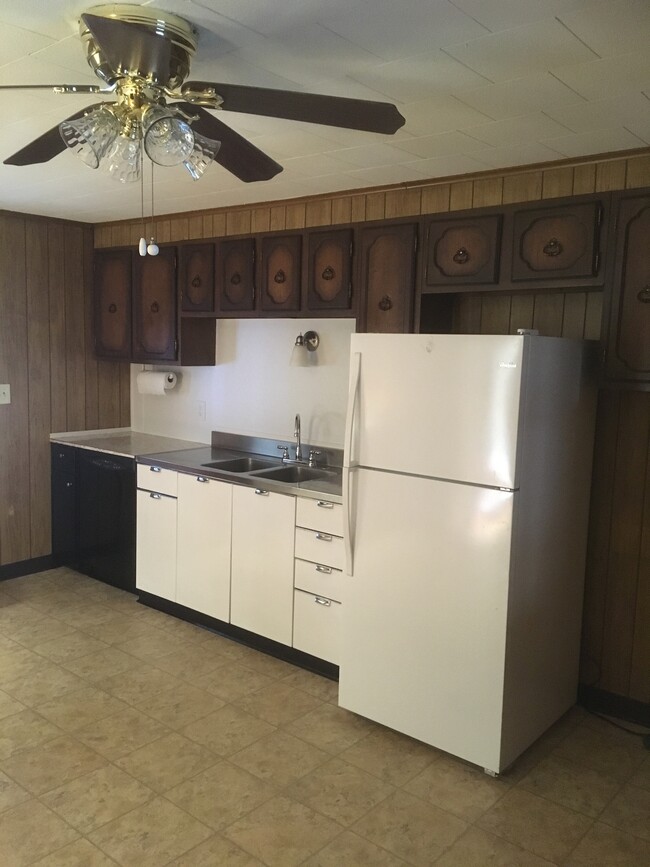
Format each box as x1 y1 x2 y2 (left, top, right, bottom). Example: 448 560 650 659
452 247 470 265
315 596 331 606
254 489 269 496
65 481 73 488
150 493 162 499
316 533 332 542
316 565 332 574
196 476 209 483
150 466 161 473
317 501 334 509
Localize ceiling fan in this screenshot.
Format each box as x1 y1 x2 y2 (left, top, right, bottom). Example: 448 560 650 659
0 4 405 184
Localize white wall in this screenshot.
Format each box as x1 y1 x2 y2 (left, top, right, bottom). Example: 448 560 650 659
130 318 356 447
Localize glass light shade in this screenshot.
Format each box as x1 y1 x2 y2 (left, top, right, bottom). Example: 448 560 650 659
182 132 221 180
103 133 142 183
144 110 194 166
59 108 119 169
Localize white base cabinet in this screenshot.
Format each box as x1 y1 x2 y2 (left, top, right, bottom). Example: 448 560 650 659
293 497 345 664
136 463 344 666
230 485 296 645
136 487 177 601
176 473 232 621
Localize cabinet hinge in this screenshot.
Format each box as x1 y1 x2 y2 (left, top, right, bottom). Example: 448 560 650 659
413 233 418 253
594 251 600 273
174 338 178 355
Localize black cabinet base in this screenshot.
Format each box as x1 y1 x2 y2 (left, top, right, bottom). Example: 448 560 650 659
138 591 339 681
0 555 57 582
578 684 650 728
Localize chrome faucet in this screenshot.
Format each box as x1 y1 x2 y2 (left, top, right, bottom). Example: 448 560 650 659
294 413 303 462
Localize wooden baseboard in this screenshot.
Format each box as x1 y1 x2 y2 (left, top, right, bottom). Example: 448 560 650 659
578 684 650 727
0 555 57 582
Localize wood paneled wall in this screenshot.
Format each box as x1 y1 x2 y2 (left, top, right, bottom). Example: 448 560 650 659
0 211 129 567
95 151 650 248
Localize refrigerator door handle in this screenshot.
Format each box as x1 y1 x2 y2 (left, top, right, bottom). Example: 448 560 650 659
343 466 354 576
344 352 361 467
344 352 361 577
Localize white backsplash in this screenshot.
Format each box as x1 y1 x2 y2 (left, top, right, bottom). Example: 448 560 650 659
130 318 356 447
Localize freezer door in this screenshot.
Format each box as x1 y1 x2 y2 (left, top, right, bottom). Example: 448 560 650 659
347 333 525 489
339 467 514 773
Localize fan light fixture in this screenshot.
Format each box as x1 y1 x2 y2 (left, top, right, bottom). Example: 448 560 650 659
59 102 220 182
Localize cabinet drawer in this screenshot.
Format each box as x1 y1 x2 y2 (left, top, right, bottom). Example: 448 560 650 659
137 464 178 497
293 589 341 665
294 558 345 603
295 526 344 571
296 498 343 536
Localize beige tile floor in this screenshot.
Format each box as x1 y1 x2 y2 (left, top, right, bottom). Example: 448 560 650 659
0 567 648 866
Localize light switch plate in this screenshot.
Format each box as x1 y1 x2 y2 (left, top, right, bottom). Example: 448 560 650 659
0 384 10 405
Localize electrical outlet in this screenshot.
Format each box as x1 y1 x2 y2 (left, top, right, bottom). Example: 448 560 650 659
197 400 206 420
0 384 10 405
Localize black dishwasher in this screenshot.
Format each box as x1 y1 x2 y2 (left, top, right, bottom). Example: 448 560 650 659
76 449 136 592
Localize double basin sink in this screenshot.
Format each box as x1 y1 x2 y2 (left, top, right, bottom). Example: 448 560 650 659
201 456 334 486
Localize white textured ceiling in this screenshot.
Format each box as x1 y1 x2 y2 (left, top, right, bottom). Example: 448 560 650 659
0 0 649 223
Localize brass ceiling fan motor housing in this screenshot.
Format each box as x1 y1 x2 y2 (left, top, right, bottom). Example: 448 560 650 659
80 4 198 90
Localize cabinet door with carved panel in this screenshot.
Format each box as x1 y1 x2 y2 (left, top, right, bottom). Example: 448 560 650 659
424 214 501 291
180 243 214 313
132 246 178 362
359 223 417 333
94 249 132 359
604 191 650 387
260 234 301 313
509 199 605 287
215 238 256 315
306 229 353 313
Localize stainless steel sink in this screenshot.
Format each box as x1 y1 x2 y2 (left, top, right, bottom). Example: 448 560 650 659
202 457 277 473
253 465 329 484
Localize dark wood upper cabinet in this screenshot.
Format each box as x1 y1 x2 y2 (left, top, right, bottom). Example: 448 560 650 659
509 200 604 285
94 249 132 360
306 229 353 312
215 238 256 315
132 246 178 363
359 223 417 333
180 243 214 313
424 214 502 291
604 191 650 387
260 234 302 313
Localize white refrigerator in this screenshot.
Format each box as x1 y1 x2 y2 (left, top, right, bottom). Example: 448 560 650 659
338 333 597 775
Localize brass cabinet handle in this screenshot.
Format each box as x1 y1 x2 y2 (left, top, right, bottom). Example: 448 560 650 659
322 266 335 280
191 276 201 288
108 303 117 313
452 247 470 264
150 301 160 313
378 294 393 311
274 269 286 283
543 237 563 257
230 272 241 285
637 285 650 303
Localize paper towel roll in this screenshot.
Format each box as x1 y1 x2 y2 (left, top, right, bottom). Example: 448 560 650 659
136 371 177 395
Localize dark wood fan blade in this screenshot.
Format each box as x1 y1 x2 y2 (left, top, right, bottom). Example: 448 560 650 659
81 13 171 84
173 102 283 183
182 81 406 134
3 103 105 166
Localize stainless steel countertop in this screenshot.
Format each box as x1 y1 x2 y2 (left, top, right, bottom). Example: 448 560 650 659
50 431 207 459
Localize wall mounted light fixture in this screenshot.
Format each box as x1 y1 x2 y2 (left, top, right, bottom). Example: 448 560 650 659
294 331 319 351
